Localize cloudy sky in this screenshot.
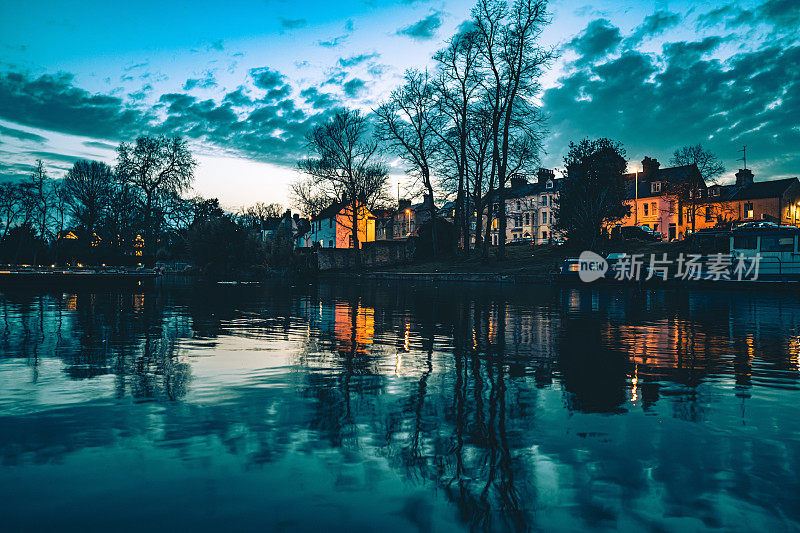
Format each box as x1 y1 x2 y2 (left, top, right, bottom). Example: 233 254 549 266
0 0 797 209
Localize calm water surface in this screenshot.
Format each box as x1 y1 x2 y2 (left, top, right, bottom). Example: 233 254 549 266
1 281 799 532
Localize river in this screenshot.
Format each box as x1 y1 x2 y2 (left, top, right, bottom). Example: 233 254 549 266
1 281 798 531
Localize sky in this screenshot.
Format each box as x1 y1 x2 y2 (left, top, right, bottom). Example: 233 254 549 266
0 0 798 211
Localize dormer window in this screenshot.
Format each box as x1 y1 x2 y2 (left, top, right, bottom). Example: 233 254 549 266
651 182 661 193
710 188 720 197
546 180 553 189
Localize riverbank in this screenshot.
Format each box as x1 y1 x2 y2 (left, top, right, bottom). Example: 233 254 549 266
323 241 687 283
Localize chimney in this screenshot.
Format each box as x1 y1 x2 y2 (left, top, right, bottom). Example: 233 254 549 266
398 198 411 210
510 175 528 189
536 168 555 182
641 157 660 177
293 213 299 221
735 168 754 187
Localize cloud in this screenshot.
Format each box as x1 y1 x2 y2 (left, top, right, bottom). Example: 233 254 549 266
208 39 225 51
337 53 380 68
83 140 118 151
249 67 284 90
0 71 152 140
0 66 342 173
300 87 340 110
183 71 218 91
755 0 800 28
0 124 47 143
626 11 680 45
696 0 799 30
543 21 800 180
342 78 367 98
567 19 622 63
318 35 348 48
396 11 444 41
280 18 307 30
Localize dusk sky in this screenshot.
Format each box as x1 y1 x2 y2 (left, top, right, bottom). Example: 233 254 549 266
0 0 797 210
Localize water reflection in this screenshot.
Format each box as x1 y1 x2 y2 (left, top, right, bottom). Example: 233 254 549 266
1 282 799 531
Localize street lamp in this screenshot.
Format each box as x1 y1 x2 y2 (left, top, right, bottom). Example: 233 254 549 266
634 166 639 226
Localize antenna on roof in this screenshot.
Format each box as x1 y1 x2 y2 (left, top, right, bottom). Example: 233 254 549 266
737 145 747 170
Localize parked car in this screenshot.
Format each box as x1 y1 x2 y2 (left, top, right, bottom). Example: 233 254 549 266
611 225 662 242
637 225 664 240
733 221 779 231
508 236 534 246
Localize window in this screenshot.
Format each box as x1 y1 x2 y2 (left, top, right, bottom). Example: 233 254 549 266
643 203 649 216
710 188 720 197
546 180 553 189
492 218 498 229
329 218 333 228
516 201 521 210
542 212 548 224
744 202 754 218
542 230 548 240
651 202 657 214
705 206 712 222
541 195 547 206
525 212 530 225
760 235 794 252
328 240 333 248
651 182 661 193
733 236 757 249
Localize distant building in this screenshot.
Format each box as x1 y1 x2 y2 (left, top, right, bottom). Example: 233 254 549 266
390 195 436 240
303 199 376 248
617 157 705 241
489 168 563 245
616 157 800 239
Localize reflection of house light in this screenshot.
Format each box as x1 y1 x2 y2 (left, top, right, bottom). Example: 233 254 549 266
395 354 402 376
404 322 410 352
630 365 639 403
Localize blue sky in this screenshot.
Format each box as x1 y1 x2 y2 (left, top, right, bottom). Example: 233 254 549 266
0 0 797 209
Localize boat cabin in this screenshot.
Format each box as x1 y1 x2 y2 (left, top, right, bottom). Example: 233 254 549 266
730 225 800 278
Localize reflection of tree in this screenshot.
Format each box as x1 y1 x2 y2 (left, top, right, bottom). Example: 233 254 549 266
3 282 800 530
0 289 191 401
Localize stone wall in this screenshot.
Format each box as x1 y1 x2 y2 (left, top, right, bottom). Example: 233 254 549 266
297 239 415 272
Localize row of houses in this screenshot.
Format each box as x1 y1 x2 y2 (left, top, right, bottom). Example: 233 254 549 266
268 158 800 250
617 157 800 240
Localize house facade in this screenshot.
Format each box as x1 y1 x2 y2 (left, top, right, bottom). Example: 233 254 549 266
488 168 562 245
616 158 706 241
303 200 376 248
616 158 800 239
388 195 436 240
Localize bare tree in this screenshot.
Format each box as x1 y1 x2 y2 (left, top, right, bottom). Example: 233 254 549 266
297 109 388 269
0 183 27 241
670 144 725 183
473 0 553 259
62 160 114 239
290 178 330 219
375 70 441 255
669 144 725 233
26 160 56 242
238 202 284 227
116 135 196 258
432 27 482 251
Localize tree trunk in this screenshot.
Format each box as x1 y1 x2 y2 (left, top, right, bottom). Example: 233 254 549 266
427 182 438 259
351 200 361 271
